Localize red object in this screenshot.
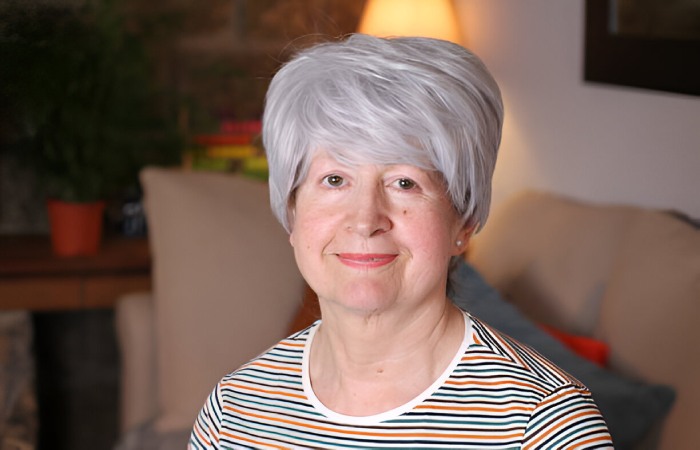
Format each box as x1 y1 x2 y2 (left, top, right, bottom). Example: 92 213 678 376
539 323 610 367
47 200 106 257
219 120 262 134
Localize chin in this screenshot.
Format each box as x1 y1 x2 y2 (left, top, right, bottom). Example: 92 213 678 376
323 281 398 315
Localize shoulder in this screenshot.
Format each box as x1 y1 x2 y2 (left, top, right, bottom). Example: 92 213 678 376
190 325 317 448
218 322 316 391
467 314 585 391
465 315 612 446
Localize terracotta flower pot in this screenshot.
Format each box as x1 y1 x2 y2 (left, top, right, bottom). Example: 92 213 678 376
47 200 106 257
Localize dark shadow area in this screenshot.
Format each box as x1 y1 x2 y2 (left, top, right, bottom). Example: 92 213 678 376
32 310 120 450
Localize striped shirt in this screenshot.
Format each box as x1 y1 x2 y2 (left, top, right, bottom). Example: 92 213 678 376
190 312 612 449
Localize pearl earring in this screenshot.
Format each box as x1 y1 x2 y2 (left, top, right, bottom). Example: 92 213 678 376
456 240 463 247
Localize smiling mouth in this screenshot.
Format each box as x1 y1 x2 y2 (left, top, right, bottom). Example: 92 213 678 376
336 253 397 269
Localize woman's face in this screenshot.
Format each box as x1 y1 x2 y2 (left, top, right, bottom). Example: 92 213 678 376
289 151 469 316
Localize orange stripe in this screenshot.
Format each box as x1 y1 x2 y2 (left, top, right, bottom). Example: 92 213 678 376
461 354 511 362
222 383 306 400
523 410 601 449
536 387 584 409
570 432 613 449
444 378 549 394
193 424 211 446
221 431 291 450
472 333 483 346
415 403 531 413
278 341 305 348
211 425 220 444
226 406 522 440
249 362 302 373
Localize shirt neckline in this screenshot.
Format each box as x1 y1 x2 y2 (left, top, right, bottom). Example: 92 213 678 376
301 310 474 425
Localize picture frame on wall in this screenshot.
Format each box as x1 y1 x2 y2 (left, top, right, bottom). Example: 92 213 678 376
584 0 700 97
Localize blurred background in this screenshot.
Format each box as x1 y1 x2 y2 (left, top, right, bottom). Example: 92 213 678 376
0 0 366 236
0 1 698 449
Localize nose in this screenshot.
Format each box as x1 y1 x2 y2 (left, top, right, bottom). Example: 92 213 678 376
347 183 392 238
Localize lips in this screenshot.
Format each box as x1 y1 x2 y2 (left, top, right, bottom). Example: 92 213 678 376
336 253 398 269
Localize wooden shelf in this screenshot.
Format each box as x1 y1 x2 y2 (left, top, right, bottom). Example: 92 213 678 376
0 235 151 311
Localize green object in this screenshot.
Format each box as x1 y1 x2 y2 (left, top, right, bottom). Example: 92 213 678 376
190 157 231 172
0 0 182 202
241 156 269 180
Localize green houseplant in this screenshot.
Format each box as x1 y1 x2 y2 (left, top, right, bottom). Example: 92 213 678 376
0 1 181 255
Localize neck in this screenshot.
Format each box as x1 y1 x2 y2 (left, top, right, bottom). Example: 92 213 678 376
309 299 464 416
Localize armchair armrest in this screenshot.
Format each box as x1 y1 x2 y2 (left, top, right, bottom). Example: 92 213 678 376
115 292 158 434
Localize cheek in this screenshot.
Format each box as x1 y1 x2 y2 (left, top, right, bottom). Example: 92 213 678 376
413 223 454 260
407 206 459 248
289 206 335 251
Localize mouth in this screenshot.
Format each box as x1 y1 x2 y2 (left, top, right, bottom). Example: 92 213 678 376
336 253 398 269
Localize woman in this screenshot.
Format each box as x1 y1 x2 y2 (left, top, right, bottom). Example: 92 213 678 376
190 34 612 449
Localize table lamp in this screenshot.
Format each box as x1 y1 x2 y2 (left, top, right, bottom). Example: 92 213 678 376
358 0 461 43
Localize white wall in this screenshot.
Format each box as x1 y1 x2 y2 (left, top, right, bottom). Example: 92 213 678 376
456 0 700 218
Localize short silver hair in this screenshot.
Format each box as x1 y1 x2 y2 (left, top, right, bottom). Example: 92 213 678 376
263 34 503 233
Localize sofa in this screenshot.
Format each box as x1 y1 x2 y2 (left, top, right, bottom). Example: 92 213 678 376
115 169 699 449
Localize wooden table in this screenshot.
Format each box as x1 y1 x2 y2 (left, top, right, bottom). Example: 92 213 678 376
0 235 151 311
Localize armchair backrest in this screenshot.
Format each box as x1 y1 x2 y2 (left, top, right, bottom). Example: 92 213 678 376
468 190 700 450
141 168 305 433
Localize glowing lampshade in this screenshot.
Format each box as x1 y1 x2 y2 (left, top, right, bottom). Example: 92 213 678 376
358 0 461 43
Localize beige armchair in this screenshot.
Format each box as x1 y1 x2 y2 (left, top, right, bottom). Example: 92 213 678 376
115 168 305 448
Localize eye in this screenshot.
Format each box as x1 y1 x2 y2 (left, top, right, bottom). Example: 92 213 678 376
323 174 345 187
395 178 417 190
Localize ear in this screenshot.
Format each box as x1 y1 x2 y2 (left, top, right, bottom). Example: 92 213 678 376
452 222 475 256
287 206 296 247
288 219 296 247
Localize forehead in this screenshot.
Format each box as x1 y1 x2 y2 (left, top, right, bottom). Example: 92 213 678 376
307 144 435 171
308 149 442 177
